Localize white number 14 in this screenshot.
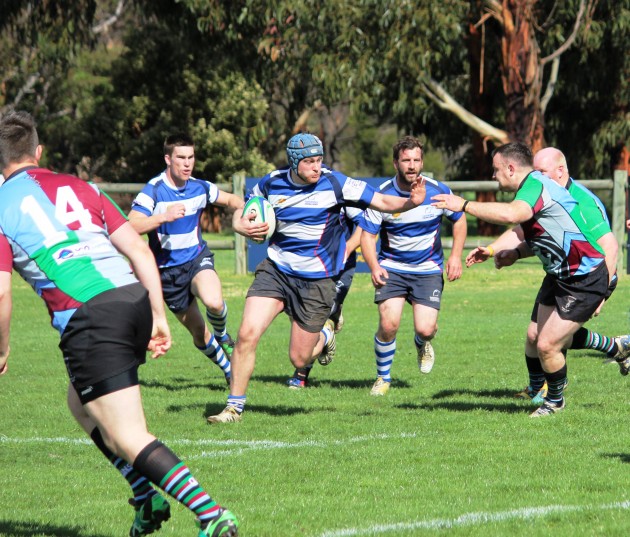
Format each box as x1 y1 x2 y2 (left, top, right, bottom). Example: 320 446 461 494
21 186 97 248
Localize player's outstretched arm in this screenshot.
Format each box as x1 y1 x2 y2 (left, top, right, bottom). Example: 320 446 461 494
370 177 426 214
215 190 246 212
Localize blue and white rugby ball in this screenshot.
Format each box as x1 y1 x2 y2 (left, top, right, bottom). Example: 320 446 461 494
243 196 276 243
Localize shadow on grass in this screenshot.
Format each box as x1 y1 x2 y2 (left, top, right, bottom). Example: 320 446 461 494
396 401 526 414
0 521 110 537
141 377 228 393
602 453 630 464
204 403 318 419
252 374 412 390
320 378 413 390
432 388 518 399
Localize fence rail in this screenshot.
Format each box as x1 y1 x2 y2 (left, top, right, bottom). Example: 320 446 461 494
99 170 627 275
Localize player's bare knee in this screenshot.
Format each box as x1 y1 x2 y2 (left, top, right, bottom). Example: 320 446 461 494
377 325 398 341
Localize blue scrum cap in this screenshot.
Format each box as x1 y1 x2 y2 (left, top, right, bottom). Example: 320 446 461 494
286 133 324 173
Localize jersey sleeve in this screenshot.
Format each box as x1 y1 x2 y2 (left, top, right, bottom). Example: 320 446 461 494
360 207 383 234
130 183 156 217
100 189 129 234
579 203 611 241
206 181 220 204
0 233 12 273
340 176 376 208
514 176 543 214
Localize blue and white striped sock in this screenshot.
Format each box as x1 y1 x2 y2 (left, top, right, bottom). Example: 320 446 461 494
196 336 231 377
206 301 228 340
227 394 246 414
375 336 395 382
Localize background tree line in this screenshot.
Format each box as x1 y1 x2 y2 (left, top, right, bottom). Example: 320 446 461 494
1 0 628 193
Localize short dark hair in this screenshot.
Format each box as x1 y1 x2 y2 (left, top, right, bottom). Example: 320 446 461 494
393 136 423 161
0 110 39 170
164 133 194 157
492 142 533 167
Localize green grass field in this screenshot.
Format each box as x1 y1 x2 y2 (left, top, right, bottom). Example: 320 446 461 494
2 250 630 536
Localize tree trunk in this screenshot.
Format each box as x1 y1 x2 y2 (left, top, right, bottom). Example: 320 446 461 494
467 10 501 235
614 143 630 222
500 0 546 150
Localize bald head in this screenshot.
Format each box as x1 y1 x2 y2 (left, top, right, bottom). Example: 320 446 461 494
534 147 569 185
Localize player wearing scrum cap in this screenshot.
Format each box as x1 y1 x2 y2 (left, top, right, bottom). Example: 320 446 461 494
208 132 427 423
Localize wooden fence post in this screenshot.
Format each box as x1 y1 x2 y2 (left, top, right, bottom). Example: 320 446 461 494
612 169 627 274
232 172 247 275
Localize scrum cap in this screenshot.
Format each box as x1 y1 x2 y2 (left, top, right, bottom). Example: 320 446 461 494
286 133 323 173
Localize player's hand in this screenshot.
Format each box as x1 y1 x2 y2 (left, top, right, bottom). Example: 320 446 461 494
148 320 171 359
164 203 186 222
465 247 491 267
234 213 269 241
445 256 463 281
410 177 427 206
431 193 465 212
494 249 518 269
371 267 389 288
148 336 171 358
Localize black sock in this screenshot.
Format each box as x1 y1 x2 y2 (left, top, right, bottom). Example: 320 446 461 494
525 355 545 391
294 365 313 382
544 364 568 404
90 427 155 504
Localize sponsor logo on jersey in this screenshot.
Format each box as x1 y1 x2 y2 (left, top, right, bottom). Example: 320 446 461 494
54 244 90 262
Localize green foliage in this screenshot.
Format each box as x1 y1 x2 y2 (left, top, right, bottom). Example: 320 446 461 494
544 0 630 176
76 14 274 182
1 0 628 181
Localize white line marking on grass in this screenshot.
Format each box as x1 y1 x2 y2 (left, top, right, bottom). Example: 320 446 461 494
182 432 419 459
0 431 418 458
0 435 92 445
319 501 630 536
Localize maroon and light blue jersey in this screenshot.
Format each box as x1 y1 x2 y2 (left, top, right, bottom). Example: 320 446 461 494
360 175 463 275
515 171 605 279
252 165 376 279
0 167 137 333
131 171 220 268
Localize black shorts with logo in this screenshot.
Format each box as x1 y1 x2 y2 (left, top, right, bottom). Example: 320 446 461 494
160 245 216 314
60 283 152 403
531 262 609 323
247 258 336 333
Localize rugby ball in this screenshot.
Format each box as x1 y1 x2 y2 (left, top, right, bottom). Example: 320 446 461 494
243 196 276 243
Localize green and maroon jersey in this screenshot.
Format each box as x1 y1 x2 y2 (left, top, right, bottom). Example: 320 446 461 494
515 171 605 280
0 167 138 334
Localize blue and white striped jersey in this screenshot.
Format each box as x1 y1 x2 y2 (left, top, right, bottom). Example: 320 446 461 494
360 175 463 275
131 171 220 268
251 165 376 279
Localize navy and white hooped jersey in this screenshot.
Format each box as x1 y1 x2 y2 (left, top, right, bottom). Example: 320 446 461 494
360 175 463 275
131 171 220 268
251 165 376 279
